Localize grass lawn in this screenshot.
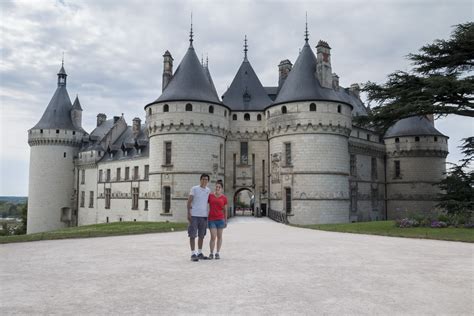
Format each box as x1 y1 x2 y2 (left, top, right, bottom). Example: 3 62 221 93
0 221 188 244
297 220 474 243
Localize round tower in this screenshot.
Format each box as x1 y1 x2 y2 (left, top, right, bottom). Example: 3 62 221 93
144 29 229 222
27 64 87 234
267 37 353 225
384 116 448 219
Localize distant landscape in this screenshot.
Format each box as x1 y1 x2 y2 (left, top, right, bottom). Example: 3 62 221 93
0 196 27 219
0 196 28 204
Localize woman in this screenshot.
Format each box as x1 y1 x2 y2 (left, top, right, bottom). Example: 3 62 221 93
207 180 228 259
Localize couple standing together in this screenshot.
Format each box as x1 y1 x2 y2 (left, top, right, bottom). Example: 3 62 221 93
187 174 228 262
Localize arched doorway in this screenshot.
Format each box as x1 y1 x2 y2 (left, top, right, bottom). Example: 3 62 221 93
233 188 254 216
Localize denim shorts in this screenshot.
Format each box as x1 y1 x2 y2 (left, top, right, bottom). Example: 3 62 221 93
208 219 226 229
188 216 208 238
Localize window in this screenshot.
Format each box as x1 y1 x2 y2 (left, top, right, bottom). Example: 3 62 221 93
371 188 378 212
106 216 109 223
232 114 237 121
281 106 287 114
350 186 358 213
105 189 111 209
219 144 224 167
116 168 121 181
367 134 371 141
371 157 377 180
163 104 169 112
224 110 227 117
144 165 149 180
394 160 401 178
73 131 75 135
285 188 292 214
337 105 342 113
80 191 85 207
240 142 248 165
144 200 148 211
81 170 85 184
133 166 139 180
310 103 316 111
163 186 171 213
56 129 60 134
132 187 139 210
63 152 66 158
185 103 192 111
285 142 292 166
257 114 262 121
165 142 172 165
434 136 438 142
244 113 250 121
89 191 94 208
415 136 420 142
106 169 111 182
99 169 103 182
148 108 152 115
209 105 214 114
125 167 130 180
40 129 43 133
350 154 357 177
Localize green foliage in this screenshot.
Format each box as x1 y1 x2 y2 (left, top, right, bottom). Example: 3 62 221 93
358 22 474 131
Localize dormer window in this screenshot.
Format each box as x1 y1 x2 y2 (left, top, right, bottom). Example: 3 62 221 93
244 113 250 121
185 103 192 111
282 106 287 114
163 104 169 112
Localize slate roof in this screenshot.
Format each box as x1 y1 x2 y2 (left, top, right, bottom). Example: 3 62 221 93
152 44 221 105
384 116 446 138
31 85 79 130
72 95 83 111
222 60 273 111
273 41 362 111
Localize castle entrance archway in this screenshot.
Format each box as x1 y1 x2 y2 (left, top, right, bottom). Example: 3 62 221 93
233 188 254 216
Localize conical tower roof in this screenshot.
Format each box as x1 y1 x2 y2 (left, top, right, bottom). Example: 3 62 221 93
222 59 272 111
153 44 221 104
72 95 83 110
274 41 354 106
384 116 446 138
31 65 78 131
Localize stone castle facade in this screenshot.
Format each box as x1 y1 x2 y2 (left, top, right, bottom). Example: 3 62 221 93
27 29 449 234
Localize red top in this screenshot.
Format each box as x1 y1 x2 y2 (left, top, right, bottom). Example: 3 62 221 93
208 193 228 221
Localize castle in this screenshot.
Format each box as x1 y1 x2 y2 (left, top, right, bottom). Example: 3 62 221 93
27 26 449 234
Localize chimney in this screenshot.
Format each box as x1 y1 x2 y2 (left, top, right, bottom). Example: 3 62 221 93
278 59 292 90
316 40 332 88
162 50 174 91
132 117 141 137
332 73 339 91
97 113 107 127
349 83 360 98
113 116 120 123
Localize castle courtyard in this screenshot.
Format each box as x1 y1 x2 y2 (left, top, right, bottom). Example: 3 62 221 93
1 217 472 315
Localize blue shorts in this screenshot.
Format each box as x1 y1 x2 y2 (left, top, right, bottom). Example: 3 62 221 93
208 219 226 229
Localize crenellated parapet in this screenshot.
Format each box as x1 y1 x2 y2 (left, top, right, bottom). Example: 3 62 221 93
28 128 85 147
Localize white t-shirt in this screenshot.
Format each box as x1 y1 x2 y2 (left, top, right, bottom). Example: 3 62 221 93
189 185 211 217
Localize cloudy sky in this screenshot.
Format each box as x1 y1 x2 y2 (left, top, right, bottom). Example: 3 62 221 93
1 0 472 196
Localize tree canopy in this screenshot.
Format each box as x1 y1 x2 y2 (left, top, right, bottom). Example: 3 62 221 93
359 22 474 131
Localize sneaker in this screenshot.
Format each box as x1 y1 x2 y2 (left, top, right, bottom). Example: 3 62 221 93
215 253 220 260
191 254 199 262
197 253 209 260
209 253 214 259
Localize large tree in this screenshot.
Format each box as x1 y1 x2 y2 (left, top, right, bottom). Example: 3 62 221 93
359 22 474 131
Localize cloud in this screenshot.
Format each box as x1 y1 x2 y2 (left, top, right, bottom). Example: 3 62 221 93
0 0 472 195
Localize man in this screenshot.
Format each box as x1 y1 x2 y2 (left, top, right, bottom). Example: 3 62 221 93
187 174 211 261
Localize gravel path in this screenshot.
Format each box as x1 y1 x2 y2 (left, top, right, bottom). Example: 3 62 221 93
1 217 473 315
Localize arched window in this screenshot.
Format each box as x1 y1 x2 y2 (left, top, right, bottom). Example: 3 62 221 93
337 105 342 113
415 136 420 142
163 104 169 112
244 113 250 121
395 137 400 143
257 114 262 121
209 105 214 114
148 108 152 116
310 103 316 111
233 114 237 121
282 106 287 114
186 103 192 111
